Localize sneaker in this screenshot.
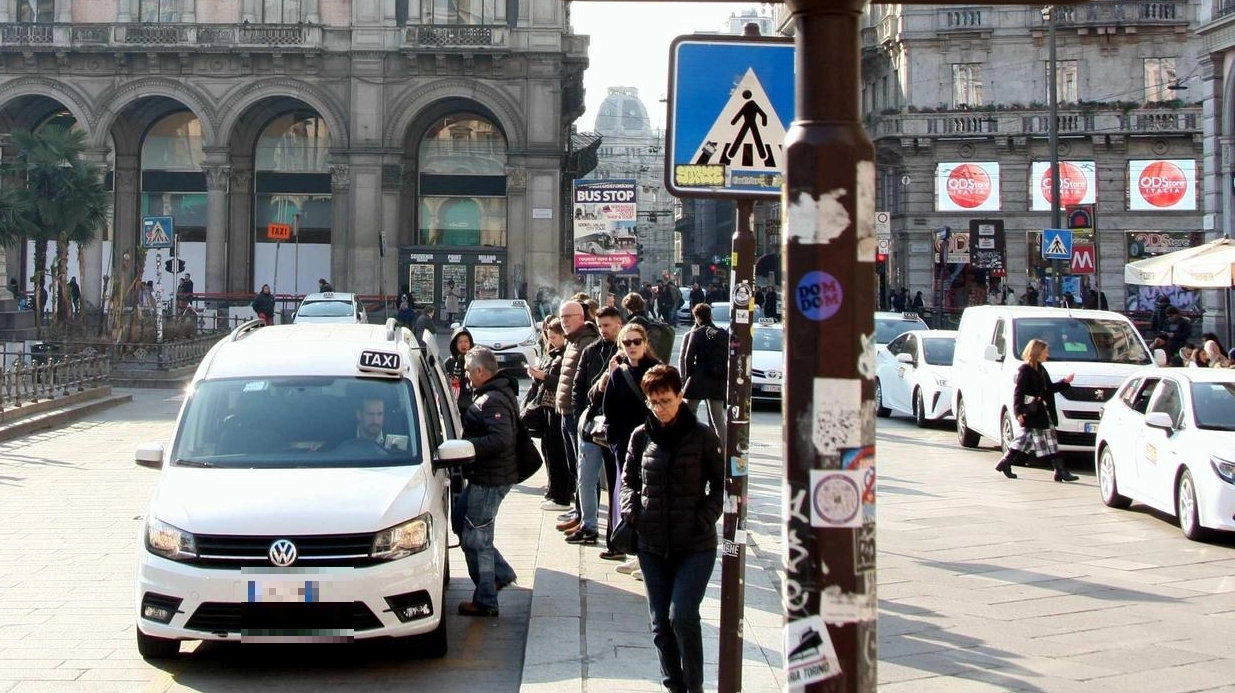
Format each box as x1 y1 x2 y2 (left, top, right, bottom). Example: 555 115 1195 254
556 511 577 523
564 528 599 545
631 569 644 581
540 500 571 511
616 557 640 574
556 517 581 532
496 579 515 592
598 550 626 561
457 601 499 617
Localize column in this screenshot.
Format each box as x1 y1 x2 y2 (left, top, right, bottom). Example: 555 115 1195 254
504 161 529 295
78 148 111 310
329 163 351 291
346 161 381 294
112 155 140 300
227 163 253 292
202 152 231 296
381 161 403 299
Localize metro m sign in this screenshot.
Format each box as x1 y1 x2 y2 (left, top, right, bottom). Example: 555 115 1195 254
1071 244 1096 275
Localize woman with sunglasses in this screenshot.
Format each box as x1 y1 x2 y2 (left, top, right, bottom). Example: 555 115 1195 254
597 323 662 564
620 364 723 693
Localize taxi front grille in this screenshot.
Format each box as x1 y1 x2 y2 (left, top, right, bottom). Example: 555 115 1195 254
188 533 379 568
1060 387 1116 403
184 602 383 633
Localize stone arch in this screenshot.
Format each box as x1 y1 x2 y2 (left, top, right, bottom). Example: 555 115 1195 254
0 77 94 134
92 77 217 148
216 78 349 150
385 79 526 150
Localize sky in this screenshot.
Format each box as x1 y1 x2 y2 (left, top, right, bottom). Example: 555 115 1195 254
570 2 774 132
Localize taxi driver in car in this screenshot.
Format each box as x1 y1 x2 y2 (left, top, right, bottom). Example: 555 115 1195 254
354 397 408 452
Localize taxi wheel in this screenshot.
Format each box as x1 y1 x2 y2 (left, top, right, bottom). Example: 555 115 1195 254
1177 470 1210 542
913 390 927 428
874 380 891 418
135 626 180 660
1098 446 1131 509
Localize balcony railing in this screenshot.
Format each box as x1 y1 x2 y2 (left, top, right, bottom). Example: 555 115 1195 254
940 8 989 30
0 23 321 48
867 106 1200 139
404 24 504 47
1054 1 1187 26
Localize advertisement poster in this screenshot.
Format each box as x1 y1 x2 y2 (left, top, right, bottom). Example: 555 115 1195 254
573 179 638 274
1030 161 1097 211
1125 230 1202 311
1128 160 1197 211
935 162 1001 212
968 219 1006 271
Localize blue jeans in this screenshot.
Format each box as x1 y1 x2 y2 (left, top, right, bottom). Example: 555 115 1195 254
577 439 606 532
638 549 717 693
453 482 516 609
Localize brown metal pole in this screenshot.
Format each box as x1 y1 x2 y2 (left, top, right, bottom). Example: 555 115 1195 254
718 198 755 693
781 1 876 690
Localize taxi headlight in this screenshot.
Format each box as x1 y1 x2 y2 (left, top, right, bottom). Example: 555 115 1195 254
519 334 538 347
372 514 432 560
145 518 197 561
1210 457 1235 486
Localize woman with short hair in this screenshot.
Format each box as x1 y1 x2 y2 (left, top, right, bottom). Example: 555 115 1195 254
994 339 1077 482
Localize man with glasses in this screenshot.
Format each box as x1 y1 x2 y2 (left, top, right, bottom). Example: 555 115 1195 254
553 300 599 531
567 306 623 545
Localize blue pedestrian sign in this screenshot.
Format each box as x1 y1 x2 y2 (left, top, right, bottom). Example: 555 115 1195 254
142 216 174 249
1041 228 1073 260
666 35 794 199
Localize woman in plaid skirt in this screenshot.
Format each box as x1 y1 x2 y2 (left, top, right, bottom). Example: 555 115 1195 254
995 338 1078 482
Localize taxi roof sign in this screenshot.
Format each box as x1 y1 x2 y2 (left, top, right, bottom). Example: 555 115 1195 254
358 349 402 377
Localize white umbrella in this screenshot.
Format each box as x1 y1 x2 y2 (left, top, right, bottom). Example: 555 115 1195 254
1173 243 1235 288
1123 238 1235 286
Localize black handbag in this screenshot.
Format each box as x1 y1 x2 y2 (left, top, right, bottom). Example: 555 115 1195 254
610 516 636 555
520 400 548 437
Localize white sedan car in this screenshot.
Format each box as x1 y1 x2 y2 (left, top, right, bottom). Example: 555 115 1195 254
749 321 784 402
874 311 929 348
452 298 541 369
1095 368 1235 540
875 329 957 427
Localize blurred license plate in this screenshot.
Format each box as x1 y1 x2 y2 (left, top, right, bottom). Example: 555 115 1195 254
763 384 782 393
1084 423 1098 433
248 580 318 603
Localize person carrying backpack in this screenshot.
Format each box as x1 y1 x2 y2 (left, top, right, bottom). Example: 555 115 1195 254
678 302 728 446
624 291 675 363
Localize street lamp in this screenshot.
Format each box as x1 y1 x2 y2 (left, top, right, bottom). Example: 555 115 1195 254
1044 4 1064 304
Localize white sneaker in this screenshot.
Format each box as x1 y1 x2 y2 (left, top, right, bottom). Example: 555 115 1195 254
540 500 571 511
631 569 644 581
615 558 640 574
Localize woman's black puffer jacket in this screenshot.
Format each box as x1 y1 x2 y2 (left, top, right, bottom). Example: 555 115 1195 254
602 354 660 463
620 406 724 557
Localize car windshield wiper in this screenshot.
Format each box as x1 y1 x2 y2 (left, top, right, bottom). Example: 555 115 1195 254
173 459 217 468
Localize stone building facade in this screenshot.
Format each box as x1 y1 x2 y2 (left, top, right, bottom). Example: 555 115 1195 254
0 0 587 311
857 1 1205 316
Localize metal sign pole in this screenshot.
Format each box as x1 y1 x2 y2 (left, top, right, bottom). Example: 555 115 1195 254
782 1 876 690
294 213 300 298
154 251 164 345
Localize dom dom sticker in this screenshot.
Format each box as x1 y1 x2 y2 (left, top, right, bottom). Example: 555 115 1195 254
796 271 843 321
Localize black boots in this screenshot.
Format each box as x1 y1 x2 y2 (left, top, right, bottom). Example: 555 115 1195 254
995 449 1025 479
1051 456 1078 482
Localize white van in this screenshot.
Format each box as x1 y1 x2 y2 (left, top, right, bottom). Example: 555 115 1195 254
950 306 1155 453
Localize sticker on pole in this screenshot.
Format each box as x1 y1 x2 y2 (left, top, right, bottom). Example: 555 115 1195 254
795 271 843 321
666 35 794 199
785 615 841 686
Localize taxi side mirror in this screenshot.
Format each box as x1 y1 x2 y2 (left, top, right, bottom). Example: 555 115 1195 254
450 322 461 330
1145 412 1175 433
896 352 914 365
135 442 165 469
433 439 475 471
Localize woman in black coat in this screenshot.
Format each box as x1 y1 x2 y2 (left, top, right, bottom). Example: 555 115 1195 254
597 323 661 560
529 317 572 508
994 338 1077 482
444 328 475 415
620 365 723 693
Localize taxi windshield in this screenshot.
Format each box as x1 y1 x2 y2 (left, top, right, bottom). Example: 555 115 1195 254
171 376 422 468
876 318 926 344
1190 382 1235 432
753 328 783 352
466 307 531 328
922 338 955 366
298 300 354 317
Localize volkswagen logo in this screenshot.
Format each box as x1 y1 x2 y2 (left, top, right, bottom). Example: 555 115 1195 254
768 370 783 380
268 539 298 567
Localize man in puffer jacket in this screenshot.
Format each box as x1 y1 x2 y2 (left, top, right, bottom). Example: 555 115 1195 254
552 301 599 528
455 347 520 618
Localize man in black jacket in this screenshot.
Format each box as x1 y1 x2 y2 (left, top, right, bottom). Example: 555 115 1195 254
679 303 728 447
568 306 622 547
456 347 520 617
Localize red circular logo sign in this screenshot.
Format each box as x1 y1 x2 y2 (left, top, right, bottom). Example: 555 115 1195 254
1138 161 1188 208
946 164 993 208
1041 162 1088 206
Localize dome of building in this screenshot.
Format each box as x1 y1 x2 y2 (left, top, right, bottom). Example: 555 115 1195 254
594 87 652 137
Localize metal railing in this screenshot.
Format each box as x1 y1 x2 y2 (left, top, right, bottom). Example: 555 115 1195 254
868 106 1200 139
0 351 110 412
0 22 318 47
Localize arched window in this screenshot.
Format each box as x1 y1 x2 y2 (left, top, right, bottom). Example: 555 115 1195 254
254 113 332 247
140 112 206 245
417 114 506 247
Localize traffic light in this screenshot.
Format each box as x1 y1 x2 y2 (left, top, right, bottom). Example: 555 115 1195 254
636 243 645 264
164 258 186 273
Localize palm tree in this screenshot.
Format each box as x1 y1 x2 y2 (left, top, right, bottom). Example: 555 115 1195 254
0 126 110 329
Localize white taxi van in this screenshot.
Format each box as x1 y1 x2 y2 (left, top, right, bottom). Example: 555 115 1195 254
133 319 472 659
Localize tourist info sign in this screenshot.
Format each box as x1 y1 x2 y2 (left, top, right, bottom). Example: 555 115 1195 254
665 35 794 199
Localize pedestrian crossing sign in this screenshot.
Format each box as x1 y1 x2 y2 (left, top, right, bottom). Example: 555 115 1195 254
1041 228 1073 260
142 216 174 249
666 35 794 199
